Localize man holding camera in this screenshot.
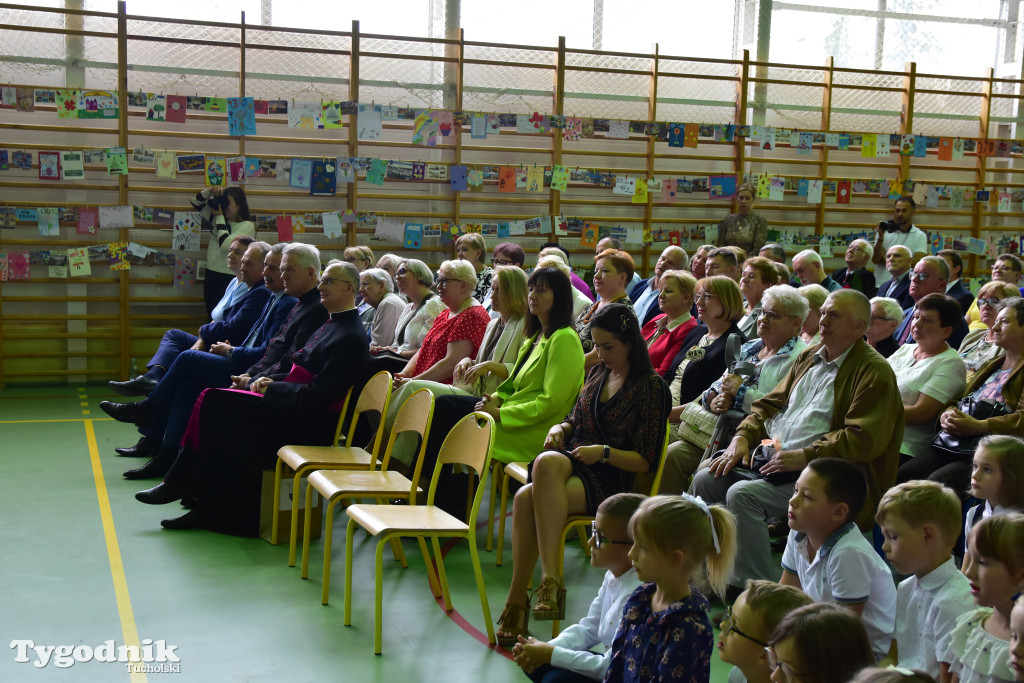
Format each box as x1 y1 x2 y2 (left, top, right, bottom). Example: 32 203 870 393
872 196 927 267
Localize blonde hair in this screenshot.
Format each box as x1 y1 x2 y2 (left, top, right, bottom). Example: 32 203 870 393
696 275 745 323
455 232 486 262
438 259 477 286
972 511 1024 577
344 245 375 264
493 265 528 318
742 579 814 641
629 495 737 597
658 269 697 298
537 254 571 277
799 283 829 310
875 481 963 548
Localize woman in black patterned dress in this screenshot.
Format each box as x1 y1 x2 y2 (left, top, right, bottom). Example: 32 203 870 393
495 303 671 647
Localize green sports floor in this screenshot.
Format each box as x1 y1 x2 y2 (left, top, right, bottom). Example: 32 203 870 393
0 385 734 682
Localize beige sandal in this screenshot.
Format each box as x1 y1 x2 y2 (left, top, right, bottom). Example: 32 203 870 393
496 599 530 648
531 577 566 621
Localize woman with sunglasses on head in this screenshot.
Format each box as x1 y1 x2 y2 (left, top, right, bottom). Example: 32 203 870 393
495 303 670 648
765 603 875 683
191 186 256 317
959 282 1018 383
368 258 446 375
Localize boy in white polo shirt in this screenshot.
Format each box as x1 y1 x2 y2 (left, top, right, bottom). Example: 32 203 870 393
876 480 974 678
780 458 897 661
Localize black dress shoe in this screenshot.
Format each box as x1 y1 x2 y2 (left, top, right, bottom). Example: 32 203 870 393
124 456 172 481
161 509 206 530
115 437 157 458
108 375 158 397
135 482 183 505
100 400 151 427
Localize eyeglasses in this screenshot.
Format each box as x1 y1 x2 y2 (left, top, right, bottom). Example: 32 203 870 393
910 271 931 282
493 258 513 266
720 607 768 648
589 521 631 549
764 647 806 682
756 309 786 321
978 297 1004 308
437 277 464 288
318 277 340 287
870 314 895 322
694 293 718 304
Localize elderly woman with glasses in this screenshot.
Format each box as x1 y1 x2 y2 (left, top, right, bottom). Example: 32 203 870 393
867 296 904 358
737 256 780 339
959 281 1019 383
369 259 446 374
358 267 404 347
657 284 808 494
393 259 491 389
965 253 1023 330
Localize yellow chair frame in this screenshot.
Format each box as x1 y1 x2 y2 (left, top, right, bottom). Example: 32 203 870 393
272 370 392 562
300 388 435 604
343 412 496 655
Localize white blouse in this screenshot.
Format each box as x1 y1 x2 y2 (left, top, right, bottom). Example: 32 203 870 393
393 295 447 355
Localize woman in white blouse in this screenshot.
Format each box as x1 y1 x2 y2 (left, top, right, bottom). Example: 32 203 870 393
359 267 405 347
888 293 967 464
368 258 445 374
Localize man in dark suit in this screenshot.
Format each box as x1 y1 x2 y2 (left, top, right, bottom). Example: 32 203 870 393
938 248 975 315
109 241 273 396
102 243 327 477
831 238 877 298
893 256 969 349
876 245 915 310
629 245 688 326
135 260 370 534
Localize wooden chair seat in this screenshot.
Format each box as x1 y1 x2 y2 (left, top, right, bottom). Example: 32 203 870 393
308 470 422 500
278 445 375 471
346 503 470 537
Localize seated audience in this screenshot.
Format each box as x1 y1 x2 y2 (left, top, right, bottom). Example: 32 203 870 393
833 238 878 298
495 304 669 645
737 256 779 338
343 245 375 273
641 269 698 377
664 276 745 426
716 579 814 683
967 254 1023 330
798 283 828 346
909 298 1024 494
868 296 904 358
575 248 636 369
359 267 404 347
705 246 740 281
758 243 787 265
369 258 446 374
604 495 737 683
792 249 842 292
133 260 370 534
109 238 270 397
893 256 969 350
937 248 975 315
658 284 807 495
691 289 902 594
101 242 314 472
209 234 256 322
628 245 688 326
375 253 403 292
947 512 1024 683
483 241 525 315
877 245 915 310
455 232 493 302
540 243 593 302
875 481 974 678
887 294 967 466
690 244 714 279
194 187 256 317
393 259 490 388
959 281 1018 383
780 459 897 661
508 492 645 675
594 237 642 292
766 603 876 683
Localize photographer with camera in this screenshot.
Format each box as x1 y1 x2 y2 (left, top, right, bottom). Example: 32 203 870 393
191 186 256 317
872 196 927 267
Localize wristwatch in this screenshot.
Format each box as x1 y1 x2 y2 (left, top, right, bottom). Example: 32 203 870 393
602 446 610 463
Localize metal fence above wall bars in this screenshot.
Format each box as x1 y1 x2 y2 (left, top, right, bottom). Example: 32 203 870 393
0 1 1022 385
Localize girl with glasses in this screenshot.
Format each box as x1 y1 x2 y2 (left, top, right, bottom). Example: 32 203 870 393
765 603 874 683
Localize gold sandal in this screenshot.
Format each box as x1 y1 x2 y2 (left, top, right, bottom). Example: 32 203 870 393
496 599 530 649
531 577 566 621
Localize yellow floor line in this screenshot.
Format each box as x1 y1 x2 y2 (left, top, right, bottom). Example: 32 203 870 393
84 419 148 683
0 418 113 424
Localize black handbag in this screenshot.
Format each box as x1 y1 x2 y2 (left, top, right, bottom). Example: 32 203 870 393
930 396 1011 460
